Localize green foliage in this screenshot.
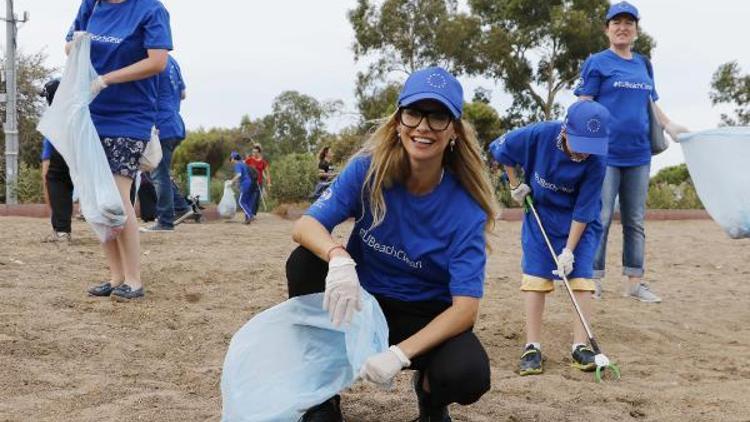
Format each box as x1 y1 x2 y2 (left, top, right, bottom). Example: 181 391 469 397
264 91 341 157
710 61 750 126
172 127 247 180
355 75 401 129
650 163 691 186
348 0 475 75
647 164 703 209
321 126 367 166
463 101 503 149
268 153 319 203
210 177 226 205
15 163 44 203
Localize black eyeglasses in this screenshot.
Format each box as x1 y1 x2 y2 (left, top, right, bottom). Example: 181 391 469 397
399 107 453 131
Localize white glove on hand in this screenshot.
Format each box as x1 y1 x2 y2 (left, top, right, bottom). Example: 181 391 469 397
359 345 411 388
90 75 108 98
665 121 689 142
510 183 531 206
552 248 575 277
323 256 362 327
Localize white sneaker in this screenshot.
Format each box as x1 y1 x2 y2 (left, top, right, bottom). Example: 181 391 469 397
625 282 662 303
592 280 603 300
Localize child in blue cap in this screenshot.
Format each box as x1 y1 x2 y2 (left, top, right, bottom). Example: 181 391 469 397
229 151 259 224
490 100 610 376
287 66 497 421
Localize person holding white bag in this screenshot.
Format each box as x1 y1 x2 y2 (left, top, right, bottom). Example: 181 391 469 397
66 0 173 300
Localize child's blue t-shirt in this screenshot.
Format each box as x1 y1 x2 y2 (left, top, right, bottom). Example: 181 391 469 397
234 162 253 189
66 0 173 141
490 121 606 279
156 55 186 140
306 155 487 303
40 138 55 161
574 49 658 168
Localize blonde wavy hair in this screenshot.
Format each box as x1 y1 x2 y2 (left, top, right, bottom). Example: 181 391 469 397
352 111 498 241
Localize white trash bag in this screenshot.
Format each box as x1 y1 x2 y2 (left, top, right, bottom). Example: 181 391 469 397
37 32 125 243
217 181 237 218
221 291 389 422
679 127 750 238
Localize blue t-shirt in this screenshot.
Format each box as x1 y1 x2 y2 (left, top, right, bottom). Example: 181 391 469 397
491 121 606 279
574 49 658 167
306 155 487 303
66 0 173 141
234 162 254 189
41 138 55 161
156 55 186 140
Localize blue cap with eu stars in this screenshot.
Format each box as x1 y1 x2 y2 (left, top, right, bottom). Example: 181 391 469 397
564 101 611 156
606 1 640 21
398 67 464 119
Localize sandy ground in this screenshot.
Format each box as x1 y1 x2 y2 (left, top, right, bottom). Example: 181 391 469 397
1 214 750 422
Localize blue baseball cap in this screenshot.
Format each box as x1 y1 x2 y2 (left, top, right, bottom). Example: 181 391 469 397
564 101 610 156
398 66 464 119
606 1 640 22
230 151 242 161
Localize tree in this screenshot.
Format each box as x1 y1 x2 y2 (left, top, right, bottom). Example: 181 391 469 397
463 101 503 150
264 91 341 157
709 61 750 126
464 0 654 124
354 73 401 129
348 0 479 76
0 51 56 169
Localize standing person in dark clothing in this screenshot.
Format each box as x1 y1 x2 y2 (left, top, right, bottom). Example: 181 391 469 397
142 54 188 232
39 78 74 243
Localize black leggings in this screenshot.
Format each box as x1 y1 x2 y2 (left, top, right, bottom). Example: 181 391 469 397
286 246 491 407
45 150 73 233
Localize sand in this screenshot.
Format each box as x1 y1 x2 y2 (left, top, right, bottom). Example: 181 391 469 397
1 214 749 421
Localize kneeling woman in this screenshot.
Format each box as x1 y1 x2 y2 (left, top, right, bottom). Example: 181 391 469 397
288 67 497 421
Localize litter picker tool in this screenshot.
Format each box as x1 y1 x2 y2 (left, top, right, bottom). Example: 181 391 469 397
525 196 621 382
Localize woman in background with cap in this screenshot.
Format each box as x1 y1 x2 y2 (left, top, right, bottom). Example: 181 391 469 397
575 1 688 303
489 101 610 376
288 67 496 421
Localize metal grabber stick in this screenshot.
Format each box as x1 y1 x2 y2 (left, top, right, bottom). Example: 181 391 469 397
525 196 621 382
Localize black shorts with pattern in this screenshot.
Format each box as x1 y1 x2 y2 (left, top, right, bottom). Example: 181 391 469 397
100 136 147 179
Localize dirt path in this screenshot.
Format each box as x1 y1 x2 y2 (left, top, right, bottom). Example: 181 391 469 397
1 215 749 421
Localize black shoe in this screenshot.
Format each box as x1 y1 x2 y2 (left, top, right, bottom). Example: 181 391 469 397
88 282 116 297
519 345 543 376
571 344 597 372
111 284 144 301
412 371 451 422
301 395 343 422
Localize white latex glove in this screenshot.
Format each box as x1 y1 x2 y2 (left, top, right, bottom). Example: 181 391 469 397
90 75 108 98
359 345 411 388
665 121 689 142
552 248 575 277
324 256 362 327
510 183 531 206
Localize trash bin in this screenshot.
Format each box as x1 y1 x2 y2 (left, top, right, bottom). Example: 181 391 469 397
187 162 211 205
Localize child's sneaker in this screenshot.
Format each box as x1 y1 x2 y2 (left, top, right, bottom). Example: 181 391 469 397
625 282 662 303
571 344 597 372
519 345 543 376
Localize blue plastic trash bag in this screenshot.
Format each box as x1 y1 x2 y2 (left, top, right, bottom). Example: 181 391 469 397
221 291 389 422
679 127 750 238
37 32 126 242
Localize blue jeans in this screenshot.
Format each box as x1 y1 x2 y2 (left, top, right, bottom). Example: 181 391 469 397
593 164 650 279
150 137 182 228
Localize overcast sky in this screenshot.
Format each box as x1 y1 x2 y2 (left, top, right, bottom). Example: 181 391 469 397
12 0 750 173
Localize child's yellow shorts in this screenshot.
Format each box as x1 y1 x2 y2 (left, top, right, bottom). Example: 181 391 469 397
520 274 595 292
